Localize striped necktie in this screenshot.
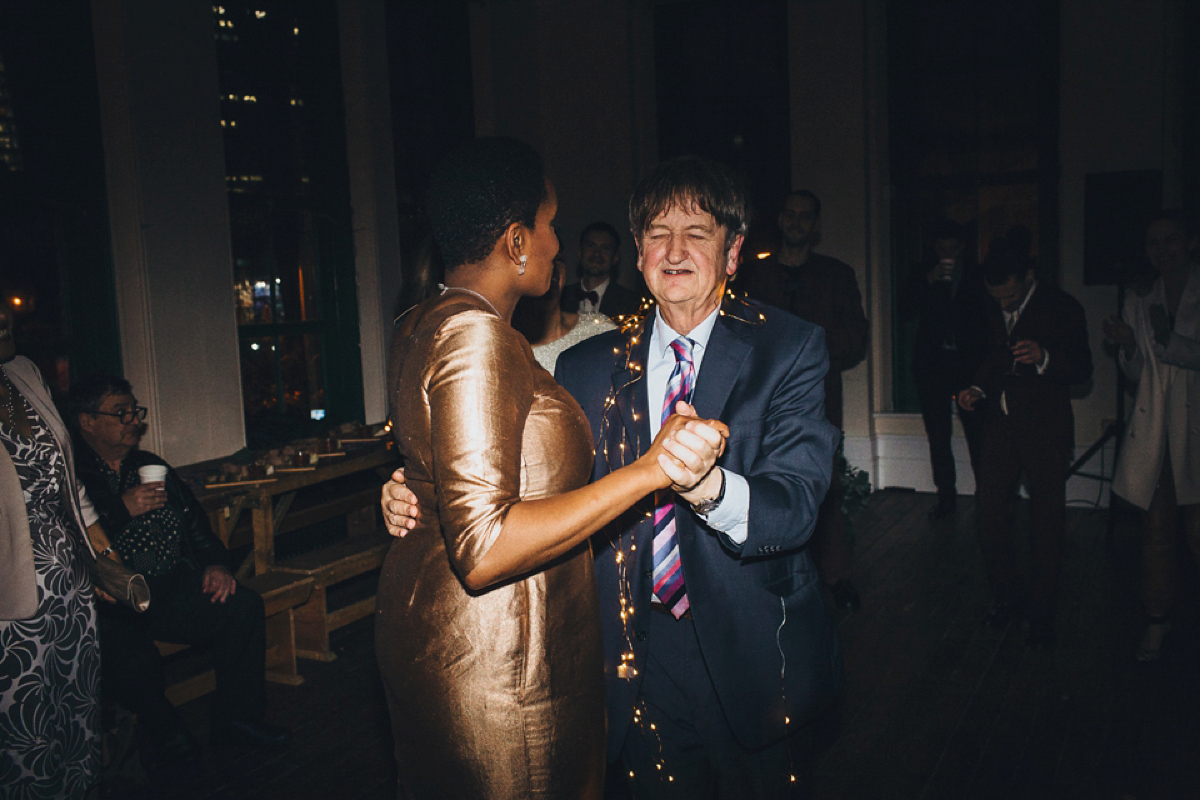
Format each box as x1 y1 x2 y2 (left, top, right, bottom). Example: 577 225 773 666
652 336 695 618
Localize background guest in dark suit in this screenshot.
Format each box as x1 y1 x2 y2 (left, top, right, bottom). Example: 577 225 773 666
908 218 986 520
560 220 642 320
957 253 1092 649
747 189 869 610
557 157 842 799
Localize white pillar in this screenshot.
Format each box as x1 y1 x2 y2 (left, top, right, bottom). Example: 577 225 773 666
339 0 403 424
93 0 244 463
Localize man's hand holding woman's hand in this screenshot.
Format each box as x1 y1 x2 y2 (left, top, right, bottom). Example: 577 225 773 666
382 469 419 538
380 401 730 540
651 401 728 502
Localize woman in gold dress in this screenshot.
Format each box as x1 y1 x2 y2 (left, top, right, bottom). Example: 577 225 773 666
376 137 726 799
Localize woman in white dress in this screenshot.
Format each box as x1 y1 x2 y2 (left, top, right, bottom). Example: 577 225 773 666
511 236 617 373
1105 211 1200 660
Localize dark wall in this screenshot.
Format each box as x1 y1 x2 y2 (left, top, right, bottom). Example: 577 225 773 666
0 0 120 391
653 0 791 255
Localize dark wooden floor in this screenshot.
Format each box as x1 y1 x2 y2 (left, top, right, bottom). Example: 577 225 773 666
111 490 1200 799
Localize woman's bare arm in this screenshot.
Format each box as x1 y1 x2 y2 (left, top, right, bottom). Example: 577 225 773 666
463 412 726 589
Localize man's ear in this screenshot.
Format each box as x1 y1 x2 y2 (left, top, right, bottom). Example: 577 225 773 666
725 234 746 276
77 413 95 436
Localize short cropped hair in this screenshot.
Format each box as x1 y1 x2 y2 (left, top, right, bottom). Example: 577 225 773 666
425 137 548 269
629 156 749 254
982 250 1035 287
784 189 821 220
69 374 133 429
579 221 620 250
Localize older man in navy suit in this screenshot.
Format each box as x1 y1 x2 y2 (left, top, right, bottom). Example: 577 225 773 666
383 156 841 799
558 157 839 799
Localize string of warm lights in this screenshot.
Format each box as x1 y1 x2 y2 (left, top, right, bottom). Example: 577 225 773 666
597 288 778 790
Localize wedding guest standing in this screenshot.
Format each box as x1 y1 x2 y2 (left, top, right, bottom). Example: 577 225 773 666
1106 211 1200 660
0 300 103 797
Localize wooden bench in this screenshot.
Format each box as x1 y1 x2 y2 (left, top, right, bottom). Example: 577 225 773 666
156 569 315 706
275 531 393 662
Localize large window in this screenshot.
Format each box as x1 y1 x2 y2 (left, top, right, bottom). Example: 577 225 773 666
215 0 361 447
0 2 119 392
888 0 1059 412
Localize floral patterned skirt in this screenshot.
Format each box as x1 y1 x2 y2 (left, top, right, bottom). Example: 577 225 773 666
0 402 101 797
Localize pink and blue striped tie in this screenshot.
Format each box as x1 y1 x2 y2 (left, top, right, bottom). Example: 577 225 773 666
652 336 695 618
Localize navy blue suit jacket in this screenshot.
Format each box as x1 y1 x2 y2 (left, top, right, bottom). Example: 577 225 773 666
555 297 843 759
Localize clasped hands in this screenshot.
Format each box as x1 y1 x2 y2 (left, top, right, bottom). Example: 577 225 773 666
380 401 729 539
641 400 729 505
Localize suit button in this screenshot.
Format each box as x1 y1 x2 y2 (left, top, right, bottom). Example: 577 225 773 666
636 631 647 641
643 569 653 579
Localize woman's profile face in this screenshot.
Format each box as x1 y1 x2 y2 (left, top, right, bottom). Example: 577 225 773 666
522 180 559 297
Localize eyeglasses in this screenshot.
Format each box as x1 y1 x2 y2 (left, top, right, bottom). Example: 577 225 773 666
91 406 148 424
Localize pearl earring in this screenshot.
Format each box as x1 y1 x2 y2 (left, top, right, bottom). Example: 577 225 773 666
518 255 527 276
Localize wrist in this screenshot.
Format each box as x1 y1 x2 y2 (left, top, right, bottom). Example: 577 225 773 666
688 468 726 516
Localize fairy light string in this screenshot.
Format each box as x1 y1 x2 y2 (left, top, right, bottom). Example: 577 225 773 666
598 288 788 790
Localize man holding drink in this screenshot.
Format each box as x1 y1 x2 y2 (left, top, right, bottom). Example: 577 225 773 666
70 374 288 768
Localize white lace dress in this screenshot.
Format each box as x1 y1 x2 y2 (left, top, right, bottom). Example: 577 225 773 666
531 313 616 373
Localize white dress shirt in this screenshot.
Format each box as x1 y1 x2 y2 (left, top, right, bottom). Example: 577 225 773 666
579 277 610 315
648 308 750 544
973 279 1050 415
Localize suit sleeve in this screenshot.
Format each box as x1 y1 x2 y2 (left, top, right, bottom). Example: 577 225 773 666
427 311 533 580
970 315 1007 399
1041 294 1093 385
825 264 869 371
739 325 839 557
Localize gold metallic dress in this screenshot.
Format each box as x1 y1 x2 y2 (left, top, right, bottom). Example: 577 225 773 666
377 291 605 800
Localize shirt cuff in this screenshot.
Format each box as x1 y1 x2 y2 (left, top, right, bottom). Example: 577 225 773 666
697 468 749 544
1036 349 1050 374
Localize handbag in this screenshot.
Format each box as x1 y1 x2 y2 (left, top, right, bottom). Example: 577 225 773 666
90 554 151 613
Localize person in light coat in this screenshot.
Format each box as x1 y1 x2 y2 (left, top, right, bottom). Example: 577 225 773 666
1106 210 1200 660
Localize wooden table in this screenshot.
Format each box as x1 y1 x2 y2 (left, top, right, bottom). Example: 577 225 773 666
197 441 399 577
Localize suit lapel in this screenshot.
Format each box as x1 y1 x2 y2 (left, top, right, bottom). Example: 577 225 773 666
610 321 653 460
1011 282 1049 339
691 314 751 421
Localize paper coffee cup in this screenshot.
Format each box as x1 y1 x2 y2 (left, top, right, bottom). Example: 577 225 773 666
138 465 168 484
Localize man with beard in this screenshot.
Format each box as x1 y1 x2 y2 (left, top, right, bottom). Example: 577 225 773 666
746 189 869 611
560 220 642 320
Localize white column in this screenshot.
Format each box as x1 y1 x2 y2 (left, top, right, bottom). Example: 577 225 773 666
93 0 244 463
339 0 403 424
